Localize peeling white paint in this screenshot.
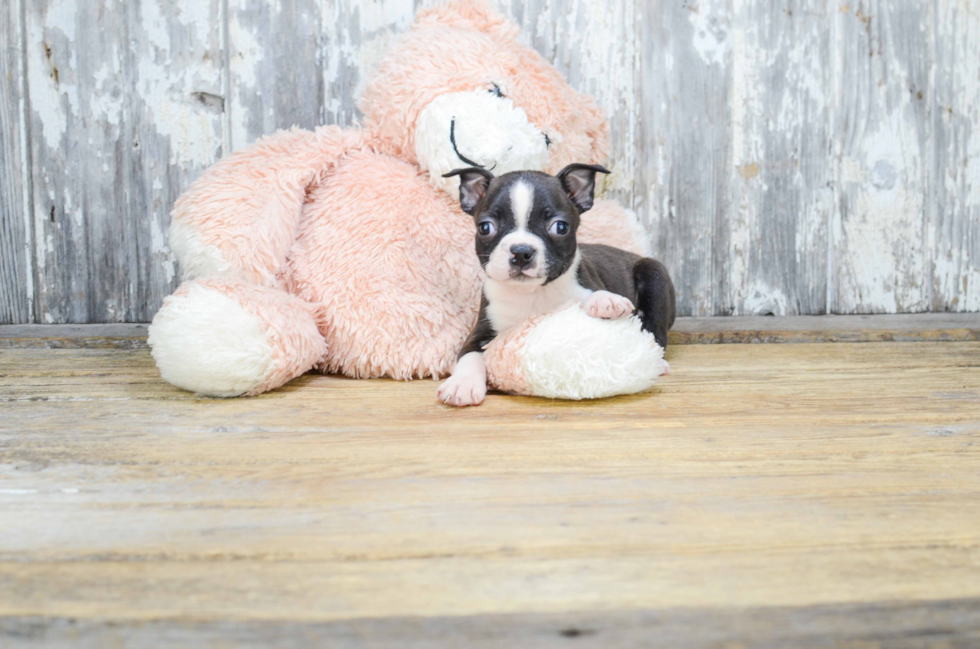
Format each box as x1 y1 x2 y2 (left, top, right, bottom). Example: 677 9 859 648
88 61 124 126
728 3 762 311
838 95 928 312
141 0 171 52
228 10 262 89
687 0 730 67
360 0 415 33
744 283 789 316
932 1 980 312
39 0 77 46
27 2 79 151
7 0 980 322
151 216 176 284
136 0 222 166
552 0 637 197
228 7 266 149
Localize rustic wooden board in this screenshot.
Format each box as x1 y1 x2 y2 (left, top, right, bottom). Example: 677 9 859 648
830 0 932 314
2 313 979 349
25 0 135 323
0 342 978 646
932 0 980 312
125 0 225 321
0 323 152 349
3 0 980 322
669 312 980 344
636 0 732 317
726 0 832 316
227 0 324 148
4 599 980 649
23 0 222 324
0 0 33 324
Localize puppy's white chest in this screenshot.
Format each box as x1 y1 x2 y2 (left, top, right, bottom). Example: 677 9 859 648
484 273 591 334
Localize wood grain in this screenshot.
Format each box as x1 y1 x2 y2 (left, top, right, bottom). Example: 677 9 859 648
2 313 979 349
669 312 980 343
26 0 135 323
0 341 979 646
126 0 225 321
831 0 932 314
24 0 224 324
0 0 33 324
5 600 980 649
932 0 980 312
727 0 832 316
227 0 324 149
3 0 980 322
637 0 732 317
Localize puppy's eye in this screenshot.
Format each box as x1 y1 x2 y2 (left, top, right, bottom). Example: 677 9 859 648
549 220 569 236
478 221 497 237
489 83 504 98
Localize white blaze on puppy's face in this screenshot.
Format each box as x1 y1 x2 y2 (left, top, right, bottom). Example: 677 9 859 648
483 181 548 284
510 180 533 230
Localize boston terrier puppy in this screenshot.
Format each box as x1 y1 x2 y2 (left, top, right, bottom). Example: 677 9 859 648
437 164 676 407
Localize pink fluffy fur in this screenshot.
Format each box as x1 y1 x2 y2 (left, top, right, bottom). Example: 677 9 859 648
152 0 648 397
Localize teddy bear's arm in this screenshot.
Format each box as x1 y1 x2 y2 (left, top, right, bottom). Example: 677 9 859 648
484 302 667 400
168 126 368 287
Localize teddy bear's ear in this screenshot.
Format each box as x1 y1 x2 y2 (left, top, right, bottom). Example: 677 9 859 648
414 1 521 41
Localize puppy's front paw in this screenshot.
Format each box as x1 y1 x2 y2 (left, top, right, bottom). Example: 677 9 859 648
437 373 487 407
583 291 635 319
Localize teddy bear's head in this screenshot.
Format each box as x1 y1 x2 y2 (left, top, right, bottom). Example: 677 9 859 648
359 1 610 197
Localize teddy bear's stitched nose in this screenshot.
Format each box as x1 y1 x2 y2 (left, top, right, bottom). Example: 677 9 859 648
509 244 536 269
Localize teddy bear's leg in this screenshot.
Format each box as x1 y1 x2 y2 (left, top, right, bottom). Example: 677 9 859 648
169 126 366 286
148 278 326 397
577 198 652 257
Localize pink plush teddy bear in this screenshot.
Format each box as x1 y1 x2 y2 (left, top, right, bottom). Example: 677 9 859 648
149 1 666 399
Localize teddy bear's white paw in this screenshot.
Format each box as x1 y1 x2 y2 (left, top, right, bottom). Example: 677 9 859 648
583 291 634 319
149 283 274 397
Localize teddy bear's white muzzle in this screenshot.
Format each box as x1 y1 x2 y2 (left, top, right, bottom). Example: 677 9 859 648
415 90 550 198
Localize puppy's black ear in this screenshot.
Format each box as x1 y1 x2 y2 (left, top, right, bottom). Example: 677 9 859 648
443 167 494 215
557 163 610 213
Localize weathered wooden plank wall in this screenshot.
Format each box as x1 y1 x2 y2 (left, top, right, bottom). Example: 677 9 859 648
1 0 978 323
0 0 33 323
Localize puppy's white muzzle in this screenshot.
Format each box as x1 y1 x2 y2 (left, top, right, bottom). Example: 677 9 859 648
484 231 548 284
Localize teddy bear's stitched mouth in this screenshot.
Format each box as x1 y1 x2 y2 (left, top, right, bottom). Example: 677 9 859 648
450 117 496 171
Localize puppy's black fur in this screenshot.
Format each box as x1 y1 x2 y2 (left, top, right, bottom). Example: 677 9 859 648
578 244 676 350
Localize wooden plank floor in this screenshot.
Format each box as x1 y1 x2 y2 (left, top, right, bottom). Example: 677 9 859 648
1 334 980 647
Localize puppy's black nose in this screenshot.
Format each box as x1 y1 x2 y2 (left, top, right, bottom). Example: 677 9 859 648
509 244 537 269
